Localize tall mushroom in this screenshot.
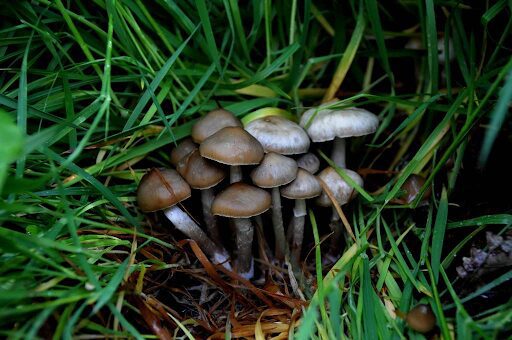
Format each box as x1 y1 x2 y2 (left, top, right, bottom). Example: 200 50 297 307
280 168 322 264
286 152 321 252
137 168 231 269
176 150 226 244
300 107 378 168
245 116 309 260
212 182 271 279
250 152 298 260
200 126 264 183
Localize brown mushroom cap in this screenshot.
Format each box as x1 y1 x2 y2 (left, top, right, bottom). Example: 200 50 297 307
199 126 264 166
191 109 242 143
137 168 191 212
176 150 226 189
281 168 322 199
405 304 436 333
400 174 432 204
250 152 298 188
245 115 310 154
170 138 197 166
212 182 271 218
316 167 363 207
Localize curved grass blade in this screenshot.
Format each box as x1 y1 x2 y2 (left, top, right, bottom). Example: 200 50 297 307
123 25 199 129
478 68 512 167
431 187 448 283
91 258 129 314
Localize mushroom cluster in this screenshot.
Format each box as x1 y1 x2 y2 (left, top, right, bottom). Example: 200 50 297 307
137 106 378 279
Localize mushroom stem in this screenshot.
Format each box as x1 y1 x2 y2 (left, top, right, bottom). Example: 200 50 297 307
331 137 346 168
234 218 254 279
287 199 307 243
201 189 220 244
164 205 231 270
294 198 307 217
230 165 242 183
331 206 340 222
328 206 342 256
289 199 306 264
271 187 288 260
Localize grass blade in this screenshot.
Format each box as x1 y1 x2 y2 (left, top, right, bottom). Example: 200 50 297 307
478 68 512 166
92 258 129 314
323 9 365 102
431 187 448 283
123 25 199 129
424 0 438 93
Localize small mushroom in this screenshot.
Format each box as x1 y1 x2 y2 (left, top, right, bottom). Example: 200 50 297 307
403 304 436 333
170 138 197 167
176 150 226 244
281 169 322 264
405 37 455 65
200 126 264 183
137 168 231 269
191 108 242 144
316 167 363 207
316 167 363 254
212 183 271 279
245 115 310 155
300 106 378 168
392 174 432 205
297 152 320 174
251 152 298 260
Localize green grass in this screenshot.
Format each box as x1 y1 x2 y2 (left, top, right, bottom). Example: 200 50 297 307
1 1 512 339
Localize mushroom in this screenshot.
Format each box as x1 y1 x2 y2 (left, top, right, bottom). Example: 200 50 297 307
405 36 455 65
280 168 322 264
245 115 310 155
285 152 320 257
170 138 197 167
212 182 271 279
137 168 231 269
250 152 298 260
297 152 320 174
200 126 264 183
191 108 242 144
401 304 436 333
300 106 378 168
392 174 432 205
176 150 226 244
316 166 363 254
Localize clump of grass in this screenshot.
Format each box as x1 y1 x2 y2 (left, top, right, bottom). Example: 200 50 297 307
1 1 511 338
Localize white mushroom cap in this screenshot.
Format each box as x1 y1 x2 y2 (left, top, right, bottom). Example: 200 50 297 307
300 107 379 142
297 152 320 174
245 115 310 154
316 167 363 207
